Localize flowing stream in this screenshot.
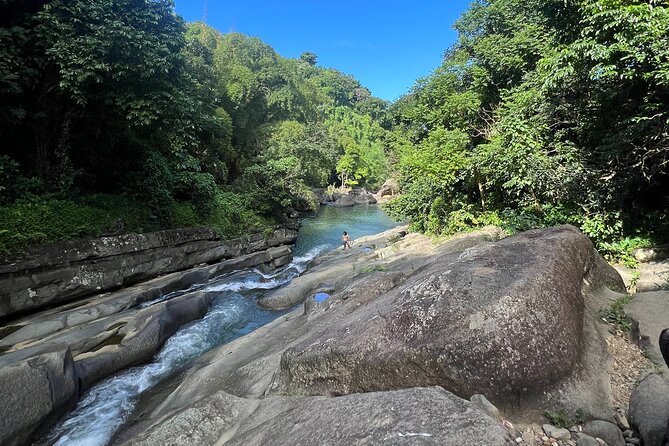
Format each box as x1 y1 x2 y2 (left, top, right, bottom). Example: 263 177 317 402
43 205 398 446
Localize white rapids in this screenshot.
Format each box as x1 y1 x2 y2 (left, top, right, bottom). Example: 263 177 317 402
42 248 324 446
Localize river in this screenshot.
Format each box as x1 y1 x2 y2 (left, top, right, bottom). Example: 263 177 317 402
42 205 398 446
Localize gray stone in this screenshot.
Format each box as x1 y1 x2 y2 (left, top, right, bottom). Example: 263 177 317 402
628 373 669 446
377 178 399 197
522 429 536 444
353 193 377 205
635 260 669 293
0 226 297 318
0 344 79 446
615 413 631 431
119 387 515 446
75 291 212 390
303 296 317 316
333 195 354 207
267 245 291 260
583 420 625 446
633 247 667 263
470 393 502 421
272 254 293 269
626 291 669 368
576 433 601 446
544 424 571 440
274 226 624 402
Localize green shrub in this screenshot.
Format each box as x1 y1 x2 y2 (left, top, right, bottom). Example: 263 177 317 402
360 264 388 273
172 190 275 238
597 236 653 268
543 408 586 428
599 294 633 332
0 194 153 255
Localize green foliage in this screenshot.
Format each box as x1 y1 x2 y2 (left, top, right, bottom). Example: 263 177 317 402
0 155 43 204
387 0 669 248
360 264 388 274
543 408 586 429
172 190 274 239
0 194 153 255
300 51 317 66
0 4 391 252
600 294 633 333
328 107 388 189
598 236 653 268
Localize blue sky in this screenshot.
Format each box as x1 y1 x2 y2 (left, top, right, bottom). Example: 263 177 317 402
173 1 472 102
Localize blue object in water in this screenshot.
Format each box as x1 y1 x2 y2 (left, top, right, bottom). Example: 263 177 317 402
313 292 330 302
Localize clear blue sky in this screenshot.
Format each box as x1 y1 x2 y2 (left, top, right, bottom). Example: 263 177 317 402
173 1 472 102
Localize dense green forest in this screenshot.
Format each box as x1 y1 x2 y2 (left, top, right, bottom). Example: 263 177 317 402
0 0 390 254
1 0 668 262
385 0 669 263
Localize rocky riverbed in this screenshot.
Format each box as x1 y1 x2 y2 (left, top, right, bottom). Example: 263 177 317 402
3 221 669 446
105 224 652 446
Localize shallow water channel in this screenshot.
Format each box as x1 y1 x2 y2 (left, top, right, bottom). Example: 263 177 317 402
43 205 398 446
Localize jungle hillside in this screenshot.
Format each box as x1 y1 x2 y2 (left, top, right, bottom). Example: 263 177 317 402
1 0 669 262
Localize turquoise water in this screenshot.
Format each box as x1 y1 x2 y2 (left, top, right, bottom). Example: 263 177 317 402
43 205 397 446
294 205 399 256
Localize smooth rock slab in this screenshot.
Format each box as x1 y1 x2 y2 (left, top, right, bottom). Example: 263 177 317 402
121 387 515 446
74 291 213 390
626 291 669 368
274 225 623 401
0 344 79 446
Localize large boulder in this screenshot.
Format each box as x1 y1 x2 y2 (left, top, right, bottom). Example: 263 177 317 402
581 420 625 446
377 178 399 197
0 344 79 446
118 387 515 446
661 328 669 370
273 225 623 403
353 193 377 205
333 195 354 207
628 373 669 446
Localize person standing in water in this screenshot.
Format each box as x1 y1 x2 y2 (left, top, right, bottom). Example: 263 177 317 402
342 231 351 250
